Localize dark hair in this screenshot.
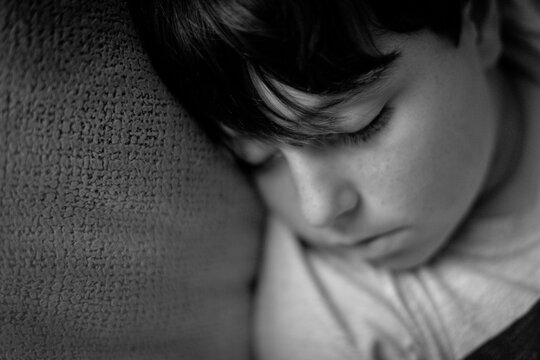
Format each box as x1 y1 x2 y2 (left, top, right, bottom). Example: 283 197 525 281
129 0 471 145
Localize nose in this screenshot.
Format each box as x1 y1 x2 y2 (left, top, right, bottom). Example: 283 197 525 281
285 149 359 228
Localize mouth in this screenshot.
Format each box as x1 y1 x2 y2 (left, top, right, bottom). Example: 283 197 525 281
351 229 407 259
300 227 408 258
324 228 432 270
356 233 386 246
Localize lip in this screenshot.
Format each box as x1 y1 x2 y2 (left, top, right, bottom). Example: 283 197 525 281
355 232 389 246
351 229 407 260
355 228 402 245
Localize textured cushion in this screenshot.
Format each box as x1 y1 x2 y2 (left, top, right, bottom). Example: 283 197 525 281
0 0 263 359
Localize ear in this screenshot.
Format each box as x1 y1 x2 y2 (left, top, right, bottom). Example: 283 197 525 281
463 0 502 68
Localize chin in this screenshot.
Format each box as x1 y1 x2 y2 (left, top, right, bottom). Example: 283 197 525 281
370 238 447 271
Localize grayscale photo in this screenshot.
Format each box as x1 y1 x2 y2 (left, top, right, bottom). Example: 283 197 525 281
1 0 539 359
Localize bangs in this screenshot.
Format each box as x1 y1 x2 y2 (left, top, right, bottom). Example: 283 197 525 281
129 0 468 144
241 57 399 146
213 0 401 144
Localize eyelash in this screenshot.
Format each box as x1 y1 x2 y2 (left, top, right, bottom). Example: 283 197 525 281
337 105 394 146
239 105 394 172
238 151 282 173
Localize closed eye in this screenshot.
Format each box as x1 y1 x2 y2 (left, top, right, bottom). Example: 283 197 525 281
337 105 394 146
237 151 283 173
232 105 393 172
230 140 283 173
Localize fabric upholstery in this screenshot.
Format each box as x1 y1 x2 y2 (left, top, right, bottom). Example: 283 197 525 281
0 0 263 359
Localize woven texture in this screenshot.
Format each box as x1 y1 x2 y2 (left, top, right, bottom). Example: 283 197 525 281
0 0 262 359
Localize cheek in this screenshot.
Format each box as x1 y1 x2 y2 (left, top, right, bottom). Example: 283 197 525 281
380 85 493 220
255 166 331 241
255 168 304 226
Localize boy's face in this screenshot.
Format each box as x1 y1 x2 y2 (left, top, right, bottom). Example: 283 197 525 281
233 18 501 269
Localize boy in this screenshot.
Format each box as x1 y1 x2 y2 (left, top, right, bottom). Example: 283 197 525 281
129 0 540 358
